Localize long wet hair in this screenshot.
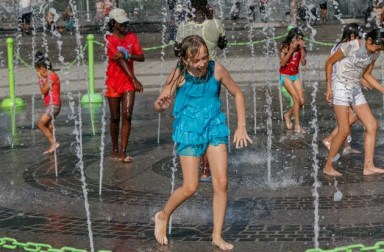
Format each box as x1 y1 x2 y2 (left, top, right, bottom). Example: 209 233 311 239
34 51 52 70
366 28 384 45
336 23 362 47
167 35 209 89
282 27 304 46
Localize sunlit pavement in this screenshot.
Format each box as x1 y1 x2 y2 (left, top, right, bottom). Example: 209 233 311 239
2 19 384 252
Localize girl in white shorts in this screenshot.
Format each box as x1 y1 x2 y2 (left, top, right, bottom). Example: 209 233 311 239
324 28 384 177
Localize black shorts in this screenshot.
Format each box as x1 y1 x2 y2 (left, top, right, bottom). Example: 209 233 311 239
18 12 32 24
319 3 327 10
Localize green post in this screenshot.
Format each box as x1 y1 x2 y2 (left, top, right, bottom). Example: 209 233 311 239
1 38 25 108
81 34 103 104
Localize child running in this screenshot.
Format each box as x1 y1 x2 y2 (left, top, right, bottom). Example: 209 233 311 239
35 51 61 154
322 23 363 157
324 28 384 176
153 35 252 250
279 27 307 133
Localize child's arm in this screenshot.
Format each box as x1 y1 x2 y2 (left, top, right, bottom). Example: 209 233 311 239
153 68 180 112
115 56 143 92
39 77 50 94
37 71 51 94
361 77 373 90
299 40 307 66
325 48 344 103
362 60 384 94
279 42 296 66
215 63 252 148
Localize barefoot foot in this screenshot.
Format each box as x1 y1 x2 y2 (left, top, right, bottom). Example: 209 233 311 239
294 126 306 134
363 167 384 176
212 237 234 251
111 150 119 160
154 211 168 245
43 142 60 155
323 166 342 177
284 113 292 130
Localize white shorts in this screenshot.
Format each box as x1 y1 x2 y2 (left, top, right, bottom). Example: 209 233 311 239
332 83 367 106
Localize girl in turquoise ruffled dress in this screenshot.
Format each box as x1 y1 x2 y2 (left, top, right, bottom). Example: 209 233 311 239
153 35 252 251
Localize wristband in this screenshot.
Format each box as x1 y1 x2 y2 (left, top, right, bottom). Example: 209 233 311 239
123 52 130 59
38 79 44 85
117 46 130 60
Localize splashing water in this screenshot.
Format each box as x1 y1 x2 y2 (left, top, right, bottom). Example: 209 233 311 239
309 61 320 249
98 90 107 195
261 4 278 183
31 7 38 129
99 30 110 195
73 92 95 251
157 0 170 144
168 144 178 235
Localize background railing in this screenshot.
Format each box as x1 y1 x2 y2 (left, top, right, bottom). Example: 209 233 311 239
0 0 373 31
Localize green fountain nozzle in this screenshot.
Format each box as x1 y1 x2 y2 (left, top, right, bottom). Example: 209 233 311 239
1 37 25 108
81 34 103 105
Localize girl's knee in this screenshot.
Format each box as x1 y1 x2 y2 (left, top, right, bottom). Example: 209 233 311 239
110 116 120 125
38 120 46 130
214 178 228 192
182 184 198 197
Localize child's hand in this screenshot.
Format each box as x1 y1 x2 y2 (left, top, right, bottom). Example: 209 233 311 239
233 127 253 149
36 71 43 79
113 52 124 60
361 78 373 90
134 79 144 92
325 88 332 103
157 95 173 111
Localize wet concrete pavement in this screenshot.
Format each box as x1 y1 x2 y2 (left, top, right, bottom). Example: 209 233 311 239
2 80 384 252
2 19 384 252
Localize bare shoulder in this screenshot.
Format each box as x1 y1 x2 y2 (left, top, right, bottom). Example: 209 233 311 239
214 61 228 74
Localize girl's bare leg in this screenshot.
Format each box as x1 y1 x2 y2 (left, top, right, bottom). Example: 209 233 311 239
155 156 200 245
38 113 58 153
206 144 233 251
283 79 302 133
284 108 293 130
47 121 59 152
353 103 384 175
120 92 135 160
323 107 358 152
323 105 350 176
107 97 121 158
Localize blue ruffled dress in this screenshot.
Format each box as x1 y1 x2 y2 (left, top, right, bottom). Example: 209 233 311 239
173 61 229 156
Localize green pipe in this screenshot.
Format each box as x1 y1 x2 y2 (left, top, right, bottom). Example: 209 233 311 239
87 34 95 94
81 34 102 105
7 38 15 100
1 38 25 108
